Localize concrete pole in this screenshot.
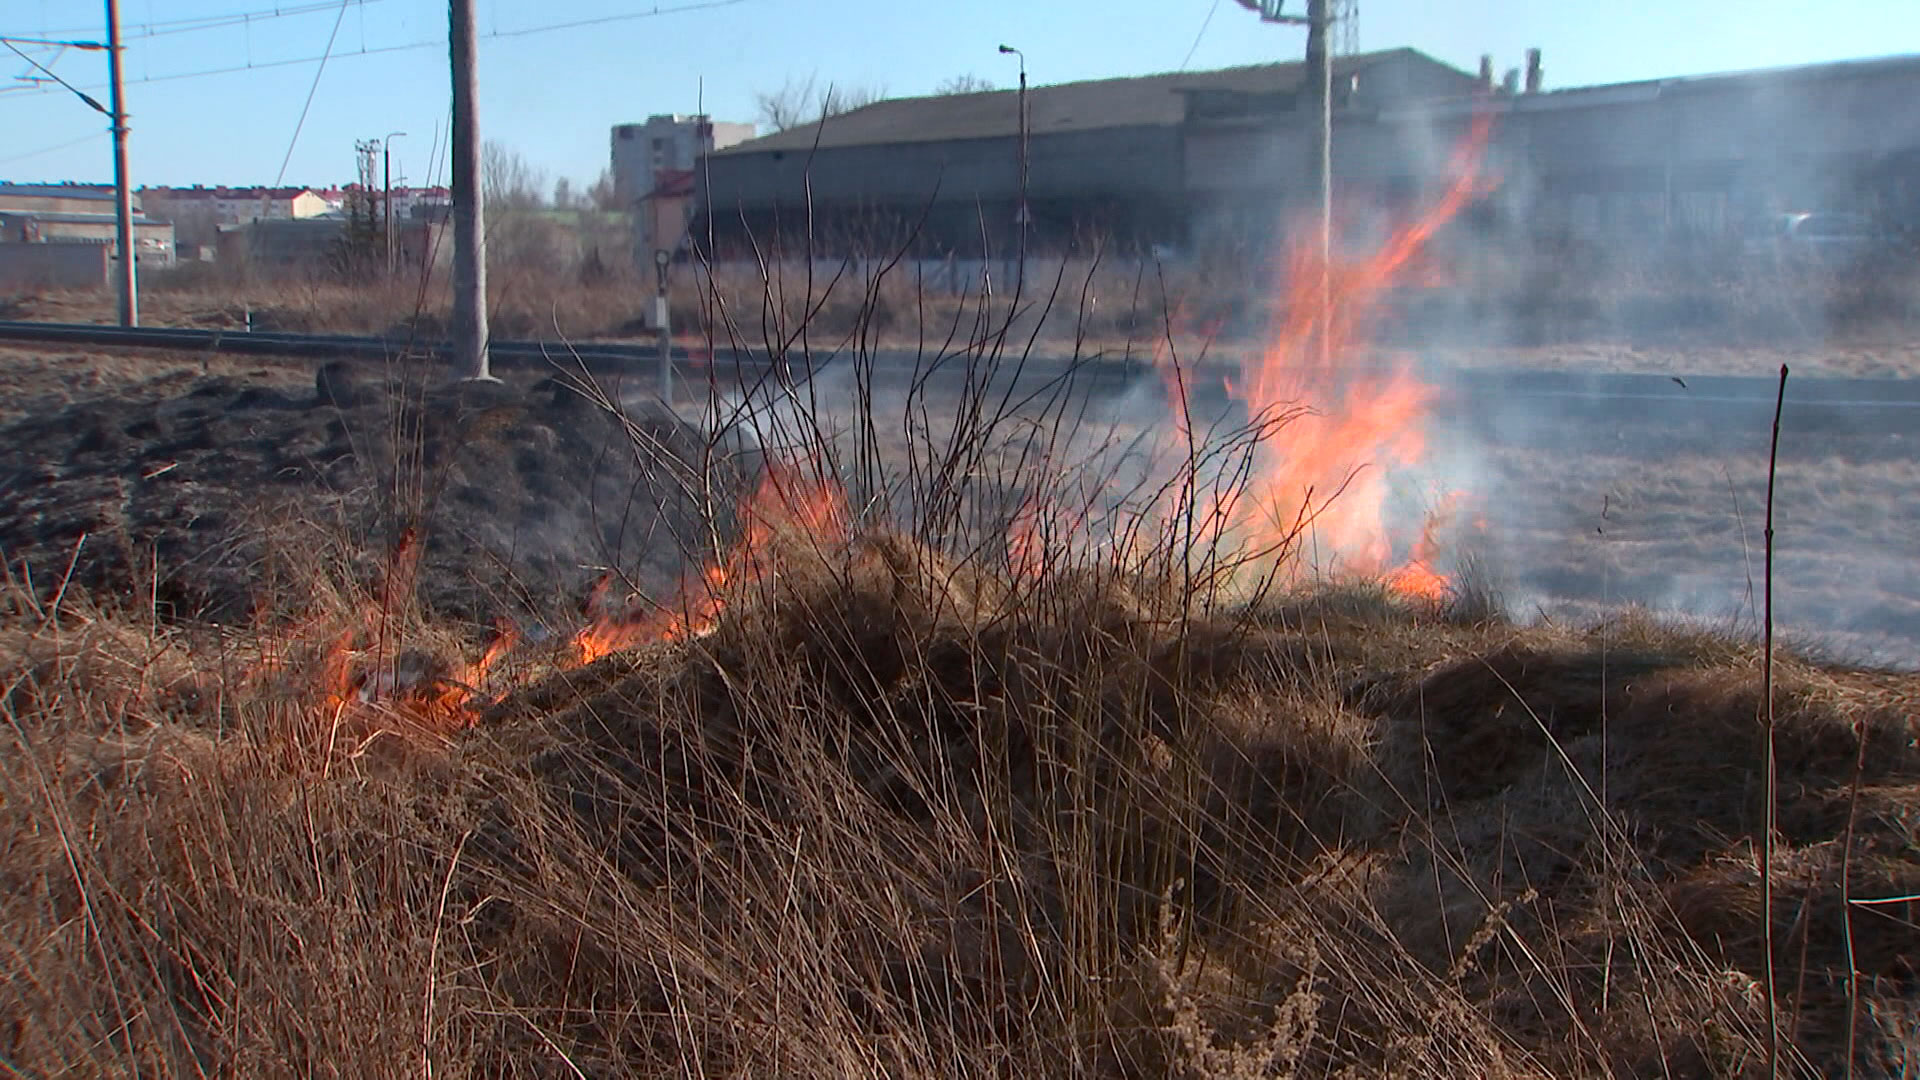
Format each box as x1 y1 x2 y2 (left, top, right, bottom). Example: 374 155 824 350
1306 0 1331 268
105 0 137 327
383 140 393 276
449 0 494 380
1305 0 1332 364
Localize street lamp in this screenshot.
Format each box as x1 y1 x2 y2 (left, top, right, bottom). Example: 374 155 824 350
998 44 1030 288
382 130 406 276
997 45 1030 229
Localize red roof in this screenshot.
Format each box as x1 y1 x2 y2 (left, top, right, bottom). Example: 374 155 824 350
649 169 697 199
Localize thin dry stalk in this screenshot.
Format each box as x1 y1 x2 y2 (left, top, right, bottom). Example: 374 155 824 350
1761 361 1788 1079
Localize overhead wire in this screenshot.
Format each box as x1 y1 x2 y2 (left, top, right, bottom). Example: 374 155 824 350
0 0 751 107
0 130 107 166
31 0 385 43
271 0 351 186
3 37 108 113
1180 0 1223 71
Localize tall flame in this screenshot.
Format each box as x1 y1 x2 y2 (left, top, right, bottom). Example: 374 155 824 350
1160 111 1493 594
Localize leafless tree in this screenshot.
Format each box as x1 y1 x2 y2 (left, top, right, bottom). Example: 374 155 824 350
482 140 547 210
935 74 994 95
587 168 620 211
754 74 888 133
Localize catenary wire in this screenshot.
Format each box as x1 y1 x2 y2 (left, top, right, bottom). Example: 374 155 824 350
0 0 749 106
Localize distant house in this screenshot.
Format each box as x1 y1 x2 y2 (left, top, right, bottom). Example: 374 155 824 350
610 114 755 255
390 186 452 221
141 185 331 222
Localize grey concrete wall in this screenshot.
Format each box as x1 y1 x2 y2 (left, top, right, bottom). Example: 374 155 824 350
704 125 1183 213
0 243 111 290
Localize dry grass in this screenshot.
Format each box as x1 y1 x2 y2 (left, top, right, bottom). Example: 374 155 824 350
3 229 1918 1079
3 519 1918 1077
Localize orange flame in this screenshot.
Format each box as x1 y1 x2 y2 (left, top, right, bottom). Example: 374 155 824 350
1381 501 1455 603
571 460 848 663
411 621 520 728
1159 111 1493 595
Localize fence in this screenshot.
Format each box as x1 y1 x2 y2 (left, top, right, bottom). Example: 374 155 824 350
0 243 112 291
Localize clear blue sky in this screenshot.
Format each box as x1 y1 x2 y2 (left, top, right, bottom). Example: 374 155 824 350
3 0 1916 192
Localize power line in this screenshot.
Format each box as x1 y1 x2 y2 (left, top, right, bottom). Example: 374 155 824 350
0 130 106 166
0 0 749 106
3 36 108 113
29 0 383 42
1180 0 1223 72
485 3 743 39
272 0 350 187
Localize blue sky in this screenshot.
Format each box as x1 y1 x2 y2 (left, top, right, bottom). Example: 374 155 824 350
3 0 1916 191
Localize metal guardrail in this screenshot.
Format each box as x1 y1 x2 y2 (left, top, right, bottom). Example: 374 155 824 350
0 319 692 370
3 320 1918 414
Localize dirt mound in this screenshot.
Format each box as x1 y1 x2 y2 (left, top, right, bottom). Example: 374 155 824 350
0 360 754 624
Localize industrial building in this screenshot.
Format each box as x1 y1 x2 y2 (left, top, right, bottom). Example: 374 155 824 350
215 216 447 275
696 49 1476 255
0 182 175 283
693 48 1920 260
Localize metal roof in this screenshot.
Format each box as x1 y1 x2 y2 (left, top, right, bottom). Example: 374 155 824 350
1384 50 1920 119
0 210 162 225
719 48 1460 154
0 183 118 201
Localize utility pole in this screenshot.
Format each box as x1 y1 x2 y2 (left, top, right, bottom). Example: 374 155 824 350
1306 0 1332 272
105 0 136 326
383 130 405 277
1232 0 1337 258
449 0 494 381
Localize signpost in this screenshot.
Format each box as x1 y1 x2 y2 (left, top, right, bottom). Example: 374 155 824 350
654 248 672 404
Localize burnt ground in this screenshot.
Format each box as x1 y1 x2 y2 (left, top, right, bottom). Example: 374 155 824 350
0 348 753 627
3 344 1915 663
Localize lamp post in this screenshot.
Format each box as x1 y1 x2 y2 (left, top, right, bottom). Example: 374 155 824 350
997 45 1029 230
383 130 406 277
998 44 1029 291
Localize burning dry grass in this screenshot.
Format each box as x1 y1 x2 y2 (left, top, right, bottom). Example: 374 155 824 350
2 528 1917 1077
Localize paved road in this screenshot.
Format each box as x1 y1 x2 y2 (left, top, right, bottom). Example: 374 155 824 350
767 346 1918 449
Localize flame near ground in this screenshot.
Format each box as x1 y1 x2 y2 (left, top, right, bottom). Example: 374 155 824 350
321 114 1494 722
1026 111 1496 602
